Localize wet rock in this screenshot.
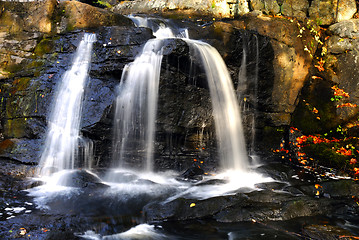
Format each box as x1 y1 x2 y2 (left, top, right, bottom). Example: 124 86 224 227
144 184 358 223
55 169 108 189
303 224 355 240
254 181 288 191
215 15 315 127
292 78 338 134
0 138 43 165
176 167 204 182
144 193 246 221
320 180 359 198
309 0 357 25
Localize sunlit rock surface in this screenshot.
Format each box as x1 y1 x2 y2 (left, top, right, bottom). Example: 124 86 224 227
113 0 250 18
281 0 309 20
309 0 357 25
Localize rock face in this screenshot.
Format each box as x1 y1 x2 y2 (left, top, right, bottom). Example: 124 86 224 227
309 0 357 25
0 0 57 33
0 1 136 167
249 0 280 15
210 15 316 129
113 0 250 18
62 0 133 31
281 0 309 20
294 19 359 134
0 0 132 34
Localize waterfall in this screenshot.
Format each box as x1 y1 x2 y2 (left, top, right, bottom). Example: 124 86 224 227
38 33 96 176
112 39 163 171
112 16 187 172
185 39 248 171
113 16 248 172
128 15 189 39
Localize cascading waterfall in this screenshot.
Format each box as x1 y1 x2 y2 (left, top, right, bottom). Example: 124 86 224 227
185 39 248 171
38 33 96 176
113 16 248 172
112 39 163 172
128 15 189 39
112 17 188 172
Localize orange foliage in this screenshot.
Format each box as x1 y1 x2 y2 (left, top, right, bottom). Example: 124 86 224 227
336 103 358 108
336 147 352 156
314 58 325 71
332 86 350 98
350 158 358 165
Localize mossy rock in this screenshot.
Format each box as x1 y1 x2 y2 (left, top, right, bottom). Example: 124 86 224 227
303 142 348 168
292 78 339 134
33 38 55 57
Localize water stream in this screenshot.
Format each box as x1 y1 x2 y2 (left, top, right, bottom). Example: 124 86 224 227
112 16 247 172
28 17 277 240
37 33 96 177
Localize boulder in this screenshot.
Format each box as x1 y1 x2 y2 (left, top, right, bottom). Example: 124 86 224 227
309 0 357 25
329 19 359 38
281 0 309 20
52 169 108 188
176 167 205 182
0 0 57 33
0 0 133 34
60 0 133 31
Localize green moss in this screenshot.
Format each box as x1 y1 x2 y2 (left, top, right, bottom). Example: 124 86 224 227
34 38 54 57
303 143 347 168
3 118 26 138
97 0 112 8
258 126 287 151
292 79 338 134
4 62 25 74
11 77 31 93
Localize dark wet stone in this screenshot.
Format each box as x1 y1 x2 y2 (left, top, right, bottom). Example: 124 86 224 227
56 170 108 189
282 186 305 196
176 167 204 182
195 178 228 186
303 224 355 240
254 181 288 191
296 179 359 198
144 193 247 222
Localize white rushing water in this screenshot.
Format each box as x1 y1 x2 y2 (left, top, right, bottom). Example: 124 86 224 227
80 224 168 240
112 17 188 172
112 39 163 172
38 33 96 176
185 39 248 171
113 16 247 172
